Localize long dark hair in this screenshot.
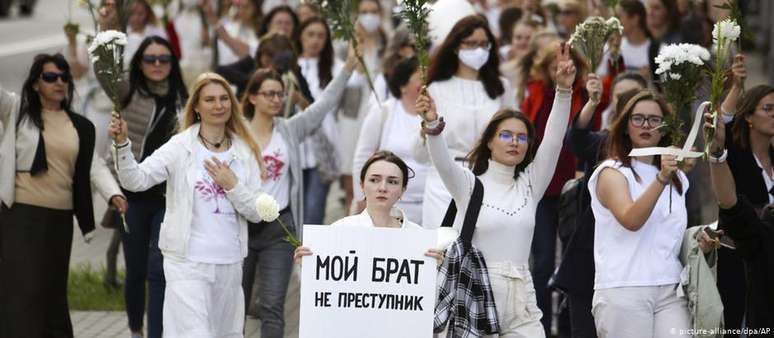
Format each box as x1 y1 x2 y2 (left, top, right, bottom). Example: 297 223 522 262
733 85 774 149
19 53 76 129
295 16 334 88
619 0 651 38
258 5 299 38
467 109 536 178
427 15 504 99
241 68 284 120
607 89 683 193
124 36 188 109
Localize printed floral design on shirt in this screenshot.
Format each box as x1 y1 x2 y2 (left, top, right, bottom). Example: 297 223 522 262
195 178 232 215
263 150 285 181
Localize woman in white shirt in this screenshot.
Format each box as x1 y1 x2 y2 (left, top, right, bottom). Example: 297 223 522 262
416 43 576 337
108 72 266 338
294 151 443 261
337 0 388 214
587 89 691 337
420 14 516 228
616 0 656 79
240 49 357 338
125 0 168 66
352 57 427 223
205 0 262 67
296 16 344 225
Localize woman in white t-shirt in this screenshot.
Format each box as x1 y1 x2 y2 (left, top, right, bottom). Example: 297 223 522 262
419 14 516 228
239 48 357 338
616 0 656 79
109 72 266 337
587 89 691 337
352 57 428 223
204 0 262 67
125 0 168 66
296 16 344 225
293 151 443 261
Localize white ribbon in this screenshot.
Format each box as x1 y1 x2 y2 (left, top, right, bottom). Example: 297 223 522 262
628 101 710 160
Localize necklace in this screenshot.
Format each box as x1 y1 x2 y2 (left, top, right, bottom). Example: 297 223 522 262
198 131 228 149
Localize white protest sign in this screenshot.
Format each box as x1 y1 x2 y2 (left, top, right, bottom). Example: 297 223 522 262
299 225 437 338
629 101 709 160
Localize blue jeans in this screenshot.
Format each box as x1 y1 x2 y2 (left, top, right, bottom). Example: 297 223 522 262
530 196 559 336
303 168 330 225
120 198 166 338
243 209 295 338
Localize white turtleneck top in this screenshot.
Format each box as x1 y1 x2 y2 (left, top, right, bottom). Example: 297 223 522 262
426 91 571 264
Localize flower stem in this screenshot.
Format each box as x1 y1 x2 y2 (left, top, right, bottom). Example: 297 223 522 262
278 218 301 247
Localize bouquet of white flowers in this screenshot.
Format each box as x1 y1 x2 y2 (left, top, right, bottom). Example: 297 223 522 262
255 193 301 247
654 43 710 147
705 19 741 158
88 30 128 113
569 16 623 71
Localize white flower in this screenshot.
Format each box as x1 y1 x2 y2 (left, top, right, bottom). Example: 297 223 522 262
654 43 709 75
712 19 741 43
669 73 682 80
606 17 623 35
255 193 280 223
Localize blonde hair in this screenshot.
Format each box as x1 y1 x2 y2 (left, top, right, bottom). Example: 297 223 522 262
180 72 266 175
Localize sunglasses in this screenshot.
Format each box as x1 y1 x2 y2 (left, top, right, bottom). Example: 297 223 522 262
142 54 173 65
40 72 71 83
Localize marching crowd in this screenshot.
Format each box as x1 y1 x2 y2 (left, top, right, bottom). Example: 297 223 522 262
0 0 773 337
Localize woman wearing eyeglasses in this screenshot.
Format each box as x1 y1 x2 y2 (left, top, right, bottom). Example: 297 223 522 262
239 46 358 338
587 89 691 337
418 15 516 230
94 34 188 338
0 54 123 338
417 42 576 338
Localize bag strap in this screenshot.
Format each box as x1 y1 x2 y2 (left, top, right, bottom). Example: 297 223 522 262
440 177 484 250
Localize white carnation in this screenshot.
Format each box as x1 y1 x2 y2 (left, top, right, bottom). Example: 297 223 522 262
669 73 682 80
712 19 741 43
255 193 280 223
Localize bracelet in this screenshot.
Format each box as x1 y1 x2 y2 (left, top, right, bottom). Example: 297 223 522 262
656 173 669 185
113 140 130 149
556 86 573 95
709 149 728 164
421 117 445 136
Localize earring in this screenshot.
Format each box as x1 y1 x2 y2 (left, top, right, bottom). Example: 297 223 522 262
195 111 200 120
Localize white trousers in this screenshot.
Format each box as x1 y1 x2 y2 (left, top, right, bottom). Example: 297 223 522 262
484 261 545 338
592 284 691 338
163 258 244 338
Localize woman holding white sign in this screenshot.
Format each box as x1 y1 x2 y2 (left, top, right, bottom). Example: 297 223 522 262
586 89 692 337
294 151 444 263
416 42 577 337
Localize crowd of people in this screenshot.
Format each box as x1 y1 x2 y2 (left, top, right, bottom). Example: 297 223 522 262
0 0 773 337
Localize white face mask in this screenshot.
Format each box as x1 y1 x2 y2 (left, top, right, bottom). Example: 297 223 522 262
358 13 381 33
458 48 490 71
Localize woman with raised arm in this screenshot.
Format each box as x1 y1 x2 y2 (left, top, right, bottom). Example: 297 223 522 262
108 72 265 338
417 42 576 337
